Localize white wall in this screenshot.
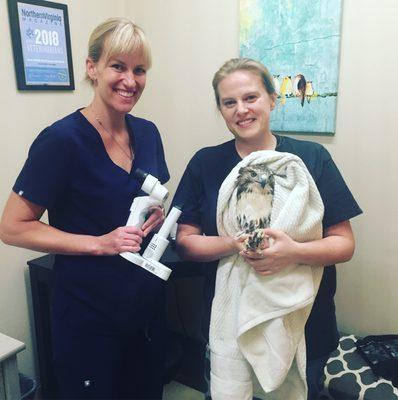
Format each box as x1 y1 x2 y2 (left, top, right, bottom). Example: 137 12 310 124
129 0 398 336
128 0 240 184
331 0 398 334
1 0 397 383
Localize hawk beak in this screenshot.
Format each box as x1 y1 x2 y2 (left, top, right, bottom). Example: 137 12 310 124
260 175 267 188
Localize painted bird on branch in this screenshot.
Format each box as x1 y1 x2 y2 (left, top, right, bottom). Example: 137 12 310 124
293 74 307 107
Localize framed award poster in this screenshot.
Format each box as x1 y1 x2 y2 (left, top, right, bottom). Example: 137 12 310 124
7 0 75 90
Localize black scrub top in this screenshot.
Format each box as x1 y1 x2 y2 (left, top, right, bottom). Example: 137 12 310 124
14 110 170 333
172 135 362 359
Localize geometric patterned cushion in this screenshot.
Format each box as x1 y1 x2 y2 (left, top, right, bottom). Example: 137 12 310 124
322 334 398 400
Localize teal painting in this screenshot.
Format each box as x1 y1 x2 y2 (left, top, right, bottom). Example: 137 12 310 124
240 0 343 135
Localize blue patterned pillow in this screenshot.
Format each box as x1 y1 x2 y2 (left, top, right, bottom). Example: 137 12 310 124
322 335 398 400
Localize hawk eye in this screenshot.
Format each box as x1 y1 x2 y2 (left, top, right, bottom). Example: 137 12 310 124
250 171 257 177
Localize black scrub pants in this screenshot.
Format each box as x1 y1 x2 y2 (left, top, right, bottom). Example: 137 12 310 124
51 300 165 400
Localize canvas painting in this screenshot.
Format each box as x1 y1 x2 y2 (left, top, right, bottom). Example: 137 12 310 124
240 0 343 135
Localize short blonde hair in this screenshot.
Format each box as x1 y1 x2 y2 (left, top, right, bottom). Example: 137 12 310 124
85 17 151 84
212 58 275 108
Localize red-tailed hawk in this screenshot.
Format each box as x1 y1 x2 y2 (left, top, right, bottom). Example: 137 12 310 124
236 163 285 251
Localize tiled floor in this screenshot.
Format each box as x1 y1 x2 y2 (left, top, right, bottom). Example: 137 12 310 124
34 380 204 399
163 381 204 400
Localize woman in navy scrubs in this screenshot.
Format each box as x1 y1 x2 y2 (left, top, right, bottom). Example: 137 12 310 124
172 58 362 400
0 18 169 399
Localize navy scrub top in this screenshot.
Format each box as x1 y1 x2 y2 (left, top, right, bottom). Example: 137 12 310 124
14 110 170 332
172 134 362 359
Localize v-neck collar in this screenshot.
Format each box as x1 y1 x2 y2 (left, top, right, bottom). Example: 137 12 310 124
232 134 282 160
77 109 136 175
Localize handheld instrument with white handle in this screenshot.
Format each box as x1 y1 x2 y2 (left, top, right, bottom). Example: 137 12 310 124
120 169 181 281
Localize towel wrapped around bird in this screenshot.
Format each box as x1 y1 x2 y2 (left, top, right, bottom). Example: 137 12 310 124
209 150 325 400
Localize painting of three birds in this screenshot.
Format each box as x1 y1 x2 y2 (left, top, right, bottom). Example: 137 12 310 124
240 0 343 135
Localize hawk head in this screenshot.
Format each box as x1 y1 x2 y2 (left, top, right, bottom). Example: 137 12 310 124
236 163 277 200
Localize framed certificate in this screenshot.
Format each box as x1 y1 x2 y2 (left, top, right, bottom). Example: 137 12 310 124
7 0 74 90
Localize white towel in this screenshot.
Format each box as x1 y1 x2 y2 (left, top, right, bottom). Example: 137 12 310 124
210 150 324 400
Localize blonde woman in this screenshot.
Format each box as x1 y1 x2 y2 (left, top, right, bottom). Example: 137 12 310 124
0 18 168 399
172 58 362 399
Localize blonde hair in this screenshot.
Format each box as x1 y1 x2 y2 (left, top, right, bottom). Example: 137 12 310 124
212 58 275 108
85 17 151 84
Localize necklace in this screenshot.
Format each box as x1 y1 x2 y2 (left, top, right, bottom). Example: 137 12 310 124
94 116 134 163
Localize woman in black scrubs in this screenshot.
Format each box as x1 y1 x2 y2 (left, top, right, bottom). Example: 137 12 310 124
172 58 362 399
0 18 169 399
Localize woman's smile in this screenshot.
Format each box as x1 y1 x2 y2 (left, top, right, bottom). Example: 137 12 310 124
115 89 136 98
236 117 256 128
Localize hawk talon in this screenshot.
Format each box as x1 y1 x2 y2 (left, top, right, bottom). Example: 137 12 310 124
244 229 266 252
